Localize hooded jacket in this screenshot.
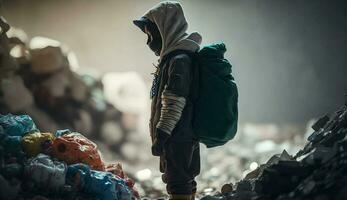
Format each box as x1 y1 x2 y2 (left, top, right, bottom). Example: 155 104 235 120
138 1 202 141
142 1 202 59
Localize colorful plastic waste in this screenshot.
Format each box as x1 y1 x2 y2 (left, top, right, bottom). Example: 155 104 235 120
0 113 138 199
24 153 67 191
66 163 132 200
0 146 4 168
0 174 20 200
106 163 139 198
55 129 71 137
21 132 55 157
105 163 125 178
2 163 23 179
0 134 22 154
51 132 105 170
0 114 38 136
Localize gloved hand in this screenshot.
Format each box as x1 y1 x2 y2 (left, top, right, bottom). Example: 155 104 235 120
151 128 170 156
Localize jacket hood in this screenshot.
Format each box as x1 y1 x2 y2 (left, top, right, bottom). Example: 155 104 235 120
140 1 202 59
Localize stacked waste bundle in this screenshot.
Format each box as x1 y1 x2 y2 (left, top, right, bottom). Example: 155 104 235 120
201 101 347 200
0 113 140 200
0 17 145 162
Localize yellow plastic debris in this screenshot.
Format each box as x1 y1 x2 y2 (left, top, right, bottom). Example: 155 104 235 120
21 132 55 157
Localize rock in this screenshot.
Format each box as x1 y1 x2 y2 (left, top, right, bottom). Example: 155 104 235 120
235 180 252 192
311 115 329 131
221 183 233 194
69 72 89 102
1 76 34 112
100 121 124 145
41 69 70 98
200 195 226 200
30 46 66 75
72 109 93 137
208 104 347 200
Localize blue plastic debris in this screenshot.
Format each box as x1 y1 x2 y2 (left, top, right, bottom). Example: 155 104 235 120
0 134 22 154
0 114 38 154
66 164 132 200
55 129 71 137
0 114 38 136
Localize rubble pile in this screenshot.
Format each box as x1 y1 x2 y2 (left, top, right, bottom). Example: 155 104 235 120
202 103 347 200
0 113 140 200
137 122 306 199
0 18 145 162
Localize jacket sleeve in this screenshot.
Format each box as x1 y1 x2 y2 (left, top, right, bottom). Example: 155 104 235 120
156 54 192 135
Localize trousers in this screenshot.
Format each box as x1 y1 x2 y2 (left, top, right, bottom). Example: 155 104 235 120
160 140 200 194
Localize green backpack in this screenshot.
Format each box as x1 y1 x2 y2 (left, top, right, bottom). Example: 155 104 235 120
192 43 238 148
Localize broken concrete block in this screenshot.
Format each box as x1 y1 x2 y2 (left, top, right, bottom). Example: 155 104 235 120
311 115 330 131
30 46 66 74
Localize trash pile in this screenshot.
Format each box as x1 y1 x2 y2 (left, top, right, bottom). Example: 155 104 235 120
201 102 347 200
0 17 148 163
0 113 140 200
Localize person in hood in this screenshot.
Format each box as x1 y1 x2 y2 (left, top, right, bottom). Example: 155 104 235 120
133 1 202 200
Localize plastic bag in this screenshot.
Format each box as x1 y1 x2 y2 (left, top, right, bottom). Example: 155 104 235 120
22 132 55 157
0 114 38 136
2 163 23 179
105 163 139 198
0 174 20 200
55 129 71 137
66 164 132 200
105 163 125 178
0 134 22 154
51 132 104 170
24 153 67 191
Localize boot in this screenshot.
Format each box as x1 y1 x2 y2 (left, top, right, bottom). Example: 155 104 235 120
191 193 195 200
169 194 193 200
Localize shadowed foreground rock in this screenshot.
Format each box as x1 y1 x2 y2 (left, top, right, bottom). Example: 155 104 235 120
202 102 347 200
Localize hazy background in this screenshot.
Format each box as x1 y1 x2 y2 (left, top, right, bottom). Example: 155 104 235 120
2 0 347 124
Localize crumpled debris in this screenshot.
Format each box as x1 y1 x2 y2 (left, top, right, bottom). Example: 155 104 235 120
22 132 55 157
2 162 23 179
51 132 105 171
203 104 347 200
24 153 67 191
0 114 37 136
0 133 23 154
0 114 38 155
0 174 21 200
0 112 139 199
66 163 132 200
